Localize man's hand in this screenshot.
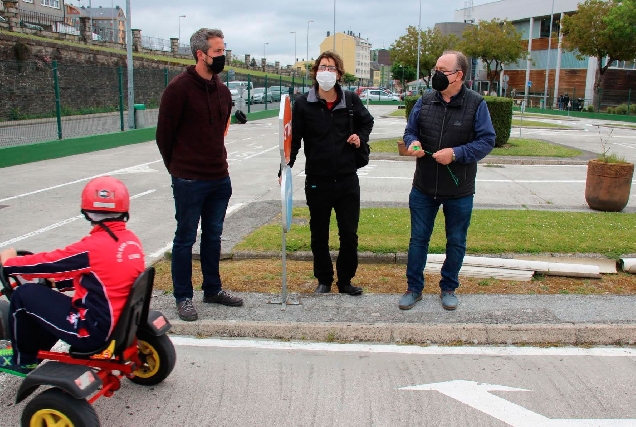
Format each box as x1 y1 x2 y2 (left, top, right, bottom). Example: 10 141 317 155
433 148 455 165
0 248 17 265
407 141 425 158
347 133 361 148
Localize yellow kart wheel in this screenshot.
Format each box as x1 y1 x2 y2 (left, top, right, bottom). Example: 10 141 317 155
129 330 176 386
22 388 99 427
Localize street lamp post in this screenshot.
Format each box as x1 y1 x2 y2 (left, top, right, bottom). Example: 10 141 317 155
290 31 297 69
543 0 555 109
415 0 422 94
178 15 186 44
333 0 336 51
306 20 314 78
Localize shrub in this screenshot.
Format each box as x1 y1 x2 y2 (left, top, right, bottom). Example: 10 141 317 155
614 104 629 115
404 96 419 120
484 96 513 147
585 105 594 112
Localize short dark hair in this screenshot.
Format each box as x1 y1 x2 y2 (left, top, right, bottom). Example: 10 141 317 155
190 28 224 61
443 50 468 81
310 51 344 82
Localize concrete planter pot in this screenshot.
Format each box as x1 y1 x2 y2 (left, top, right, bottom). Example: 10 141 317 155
397 140 408 156
585 159 634 212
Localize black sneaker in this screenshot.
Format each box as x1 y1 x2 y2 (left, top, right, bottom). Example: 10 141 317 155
337 284 363 296
203 290 244 307
176 298 198 321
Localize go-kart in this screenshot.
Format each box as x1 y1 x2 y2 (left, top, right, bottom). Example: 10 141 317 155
0 251 176 427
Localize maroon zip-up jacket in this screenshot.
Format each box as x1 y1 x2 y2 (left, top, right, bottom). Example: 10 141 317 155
156 65 233 180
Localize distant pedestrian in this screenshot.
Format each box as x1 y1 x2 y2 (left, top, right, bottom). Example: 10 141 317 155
156 28 243 322
563 93 570 111
558 94 563 110
284 51 374 296
399 50 496 311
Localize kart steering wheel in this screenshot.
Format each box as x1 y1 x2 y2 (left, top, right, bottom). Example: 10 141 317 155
0 250 34 298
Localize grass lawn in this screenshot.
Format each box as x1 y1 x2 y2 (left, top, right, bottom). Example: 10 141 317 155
235 208 635 259
512 118 571 128
369 137 581 157
491 138 581 157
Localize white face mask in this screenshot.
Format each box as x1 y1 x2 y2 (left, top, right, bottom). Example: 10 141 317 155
316 71 337 91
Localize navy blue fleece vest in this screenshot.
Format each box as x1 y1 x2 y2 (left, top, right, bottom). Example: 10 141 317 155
414 86 483 199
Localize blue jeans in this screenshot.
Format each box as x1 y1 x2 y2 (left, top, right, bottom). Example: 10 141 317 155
171 176 232 303
406 187 473 293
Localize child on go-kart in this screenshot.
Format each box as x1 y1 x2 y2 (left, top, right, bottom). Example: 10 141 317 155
0 176 145 375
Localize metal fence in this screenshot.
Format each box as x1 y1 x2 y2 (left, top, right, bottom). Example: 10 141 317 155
508 87 636 114
18 10 63 31
0 60 382 148
141 36 171 52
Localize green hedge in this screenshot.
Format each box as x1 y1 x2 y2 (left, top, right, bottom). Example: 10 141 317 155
404 96 419 120
484 96 513 147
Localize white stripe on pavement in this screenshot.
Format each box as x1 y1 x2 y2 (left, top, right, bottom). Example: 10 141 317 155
170 336 636 357
0 190 155 247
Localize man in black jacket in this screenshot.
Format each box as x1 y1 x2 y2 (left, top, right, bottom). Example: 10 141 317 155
286 51 374 295
399 50 496 311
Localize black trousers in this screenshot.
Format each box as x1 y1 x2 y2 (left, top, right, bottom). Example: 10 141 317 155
304 173 360 287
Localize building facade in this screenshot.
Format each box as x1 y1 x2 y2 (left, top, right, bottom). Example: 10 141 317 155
319 30 372 83
454 0 635 108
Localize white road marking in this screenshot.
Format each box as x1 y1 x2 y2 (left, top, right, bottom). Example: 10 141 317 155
0 160 163 203
170 336 636 357
0 190 155 247
401 380 636 426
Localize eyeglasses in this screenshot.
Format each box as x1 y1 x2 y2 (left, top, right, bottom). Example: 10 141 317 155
318 65 337 72
434 69 459 76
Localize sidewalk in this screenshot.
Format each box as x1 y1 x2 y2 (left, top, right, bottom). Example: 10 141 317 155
149 115 636 346
150 194 636 347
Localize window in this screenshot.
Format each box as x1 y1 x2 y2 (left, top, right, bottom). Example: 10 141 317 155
41 0 60 8
23 0 34 3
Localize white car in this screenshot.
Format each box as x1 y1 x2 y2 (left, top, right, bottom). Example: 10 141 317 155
250 88 273 104
359 89 400 101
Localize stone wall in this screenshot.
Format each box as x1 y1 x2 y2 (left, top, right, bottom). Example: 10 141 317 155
0 32 187 119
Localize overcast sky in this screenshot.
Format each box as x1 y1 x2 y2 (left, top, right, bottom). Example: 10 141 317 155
67 0 494 66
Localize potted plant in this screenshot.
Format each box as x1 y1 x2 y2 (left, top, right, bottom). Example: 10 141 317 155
585 128 634 212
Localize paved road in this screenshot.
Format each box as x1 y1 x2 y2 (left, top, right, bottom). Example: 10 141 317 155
1 339 636 426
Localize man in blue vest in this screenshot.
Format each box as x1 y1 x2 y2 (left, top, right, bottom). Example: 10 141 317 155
399 50 496 311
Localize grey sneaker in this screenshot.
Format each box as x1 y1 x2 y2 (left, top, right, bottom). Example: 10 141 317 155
398 290 422 310
203 290 244 307
441 291 458 310
176 298 198 321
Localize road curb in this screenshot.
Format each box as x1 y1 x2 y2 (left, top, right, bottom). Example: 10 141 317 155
166 321 636 346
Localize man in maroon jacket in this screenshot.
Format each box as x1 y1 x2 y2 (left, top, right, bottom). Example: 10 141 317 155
156 28 243 322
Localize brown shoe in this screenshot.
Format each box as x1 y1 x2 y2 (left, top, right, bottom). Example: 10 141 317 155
176 298 198 321
203 290 244 307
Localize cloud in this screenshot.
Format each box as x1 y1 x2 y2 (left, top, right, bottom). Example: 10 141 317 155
69 0 462 67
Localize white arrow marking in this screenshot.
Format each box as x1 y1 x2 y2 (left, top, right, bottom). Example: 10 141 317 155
400 380 636 427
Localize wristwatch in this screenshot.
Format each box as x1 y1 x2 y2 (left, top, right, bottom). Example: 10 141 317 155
451 149 456 162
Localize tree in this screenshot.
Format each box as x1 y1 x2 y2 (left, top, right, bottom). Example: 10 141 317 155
342 72 357 84
459 19 526 91
561 0 636 107
390 26 457 84
390 63 416 90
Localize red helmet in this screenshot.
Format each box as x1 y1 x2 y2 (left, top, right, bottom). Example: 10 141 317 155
81 176 130 213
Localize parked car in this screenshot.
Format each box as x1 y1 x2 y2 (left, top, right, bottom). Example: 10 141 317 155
269 86 288 102
359 89 400 101
250 87 273 104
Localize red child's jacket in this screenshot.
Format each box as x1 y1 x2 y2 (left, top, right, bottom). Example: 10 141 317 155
3 222 145 339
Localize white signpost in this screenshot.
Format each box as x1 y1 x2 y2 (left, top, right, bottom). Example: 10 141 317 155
401 380 636 426
269 94 299 308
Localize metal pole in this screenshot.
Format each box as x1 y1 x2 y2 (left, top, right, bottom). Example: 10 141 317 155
89 0 92 39
178 15 185 46
126 0 134 129
416 0 421 94
543 0 555 109
524 17 534 107
118 66 124 131
306 20 313 79
52 60 62 140
333 0 336 51
290 31 296 71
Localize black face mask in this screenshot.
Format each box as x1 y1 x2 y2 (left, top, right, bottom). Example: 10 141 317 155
431 70 450 91
203 53 225 74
